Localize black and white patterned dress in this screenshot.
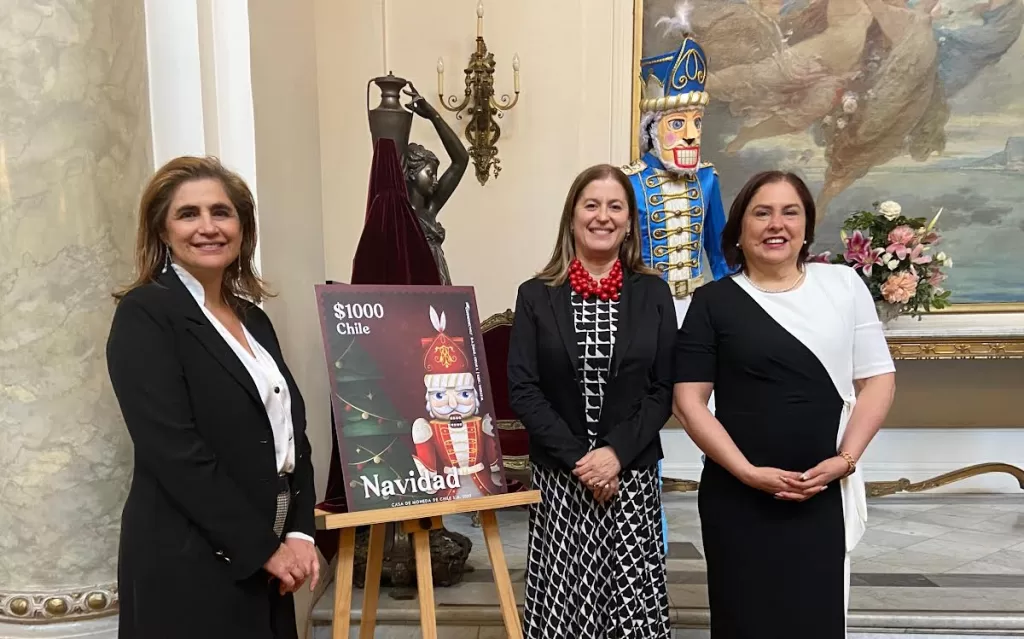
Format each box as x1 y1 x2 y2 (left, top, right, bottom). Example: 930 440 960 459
523 292 671 639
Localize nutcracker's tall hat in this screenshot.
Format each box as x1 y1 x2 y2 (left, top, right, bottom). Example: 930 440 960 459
420 306 474 392
639 3 709 113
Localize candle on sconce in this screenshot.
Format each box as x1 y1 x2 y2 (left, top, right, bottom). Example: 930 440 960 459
428 0 520 185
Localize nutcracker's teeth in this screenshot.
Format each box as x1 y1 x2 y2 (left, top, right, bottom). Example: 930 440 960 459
673 146 699 169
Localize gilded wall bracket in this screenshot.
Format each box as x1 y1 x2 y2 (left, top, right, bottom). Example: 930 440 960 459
436 1 520 185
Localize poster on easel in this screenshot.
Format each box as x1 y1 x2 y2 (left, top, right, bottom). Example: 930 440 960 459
315 284 509 512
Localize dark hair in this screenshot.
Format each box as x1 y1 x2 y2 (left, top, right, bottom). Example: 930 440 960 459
722 170 816 271
537 164 657 285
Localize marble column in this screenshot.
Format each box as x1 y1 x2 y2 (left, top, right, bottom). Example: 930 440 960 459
0 0 152 636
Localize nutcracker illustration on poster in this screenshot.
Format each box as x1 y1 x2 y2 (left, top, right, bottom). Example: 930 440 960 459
315 284 507 512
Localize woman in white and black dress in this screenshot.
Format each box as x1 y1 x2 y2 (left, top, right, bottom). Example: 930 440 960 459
507 164 676 638
674 171 896 637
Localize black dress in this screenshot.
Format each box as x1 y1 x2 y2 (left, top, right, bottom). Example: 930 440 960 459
675 264 895 638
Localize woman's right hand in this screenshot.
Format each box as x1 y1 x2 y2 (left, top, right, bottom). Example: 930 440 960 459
263 543 306 591
740 465 806 498
588 475 619 504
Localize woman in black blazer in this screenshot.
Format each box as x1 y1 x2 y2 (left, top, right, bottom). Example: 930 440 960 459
508 163 676 638
106 156 318 639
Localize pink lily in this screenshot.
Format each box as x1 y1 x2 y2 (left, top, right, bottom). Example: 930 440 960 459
908 244 932 265
842 230 885 275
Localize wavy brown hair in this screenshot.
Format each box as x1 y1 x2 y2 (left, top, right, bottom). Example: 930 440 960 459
537 164 656 285
113 156 272 305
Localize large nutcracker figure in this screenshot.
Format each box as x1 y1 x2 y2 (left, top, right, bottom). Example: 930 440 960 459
411 306 503 500
624 17 728 546
623 23 731 324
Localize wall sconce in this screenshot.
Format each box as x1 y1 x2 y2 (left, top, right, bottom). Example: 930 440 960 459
436 1 520 186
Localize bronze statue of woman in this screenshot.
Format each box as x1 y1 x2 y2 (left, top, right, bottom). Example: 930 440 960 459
402 84 469 285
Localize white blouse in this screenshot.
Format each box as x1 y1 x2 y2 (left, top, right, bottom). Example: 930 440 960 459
173 264 311 543
732 262 896 554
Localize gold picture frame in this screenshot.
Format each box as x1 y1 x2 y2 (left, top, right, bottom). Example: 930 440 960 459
629 0 1024 349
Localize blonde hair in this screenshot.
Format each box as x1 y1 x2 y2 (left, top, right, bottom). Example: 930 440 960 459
113 155 272 306
537 163 656 285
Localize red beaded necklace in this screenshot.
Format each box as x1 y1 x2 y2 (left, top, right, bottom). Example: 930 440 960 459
569 258 623 301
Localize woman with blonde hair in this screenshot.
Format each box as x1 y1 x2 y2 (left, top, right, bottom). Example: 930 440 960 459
106 156 318 639
507 163 675 637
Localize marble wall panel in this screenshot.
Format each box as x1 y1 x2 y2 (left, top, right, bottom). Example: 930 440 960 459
0 0 152 626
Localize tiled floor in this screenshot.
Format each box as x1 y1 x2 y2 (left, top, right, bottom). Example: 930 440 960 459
310 493 1024 637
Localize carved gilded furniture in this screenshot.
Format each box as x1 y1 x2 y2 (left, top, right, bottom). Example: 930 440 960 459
883 311 1024 360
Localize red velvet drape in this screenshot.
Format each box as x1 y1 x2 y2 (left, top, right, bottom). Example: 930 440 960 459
314 138 441 562
353 138 442 286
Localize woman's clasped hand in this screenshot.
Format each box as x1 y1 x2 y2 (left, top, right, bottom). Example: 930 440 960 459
741 455 851 502
264 539 321 595
572 446 622 503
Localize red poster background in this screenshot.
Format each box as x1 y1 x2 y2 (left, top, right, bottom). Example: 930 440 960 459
314 284 506 511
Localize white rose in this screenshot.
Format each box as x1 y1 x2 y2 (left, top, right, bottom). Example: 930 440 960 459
842 93 858 114
936 252 947 262
836 117 848 130
944 257 953 267
882 252 892 262
887 259 900 270
878 200 902 220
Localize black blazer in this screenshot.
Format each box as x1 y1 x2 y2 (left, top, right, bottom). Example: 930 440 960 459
507 269 677 472
105 267 315 639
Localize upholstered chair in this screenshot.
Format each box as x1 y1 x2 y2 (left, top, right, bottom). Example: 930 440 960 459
481 309 532 491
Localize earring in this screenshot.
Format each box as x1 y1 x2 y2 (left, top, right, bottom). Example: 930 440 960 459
162 244 171 273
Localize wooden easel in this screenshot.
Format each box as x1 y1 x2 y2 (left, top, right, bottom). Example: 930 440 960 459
317 490 541 639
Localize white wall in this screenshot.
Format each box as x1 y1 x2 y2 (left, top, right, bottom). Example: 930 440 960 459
143 0 262 272
246 0 329 505
314 0 635 315
143 0 205 165
307 0 1023 493
142 1 1024 536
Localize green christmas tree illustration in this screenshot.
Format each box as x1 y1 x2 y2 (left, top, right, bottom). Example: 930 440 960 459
331 336 418 507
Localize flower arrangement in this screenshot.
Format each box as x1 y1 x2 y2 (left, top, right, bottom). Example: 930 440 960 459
810 200 953 321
